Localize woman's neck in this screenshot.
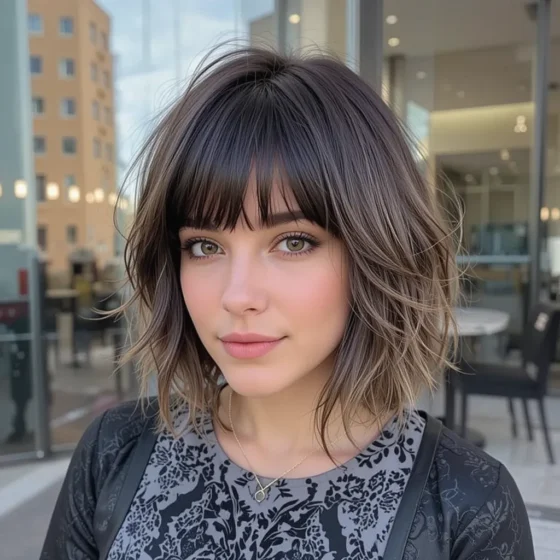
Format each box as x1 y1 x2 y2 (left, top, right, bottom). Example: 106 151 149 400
220 371 383 460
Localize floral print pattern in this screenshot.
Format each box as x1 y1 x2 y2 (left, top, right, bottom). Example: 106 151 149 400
107 410 425 560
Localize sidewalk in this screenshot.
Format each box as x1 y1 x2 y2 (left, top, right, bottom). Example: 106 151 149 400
0 458 69 560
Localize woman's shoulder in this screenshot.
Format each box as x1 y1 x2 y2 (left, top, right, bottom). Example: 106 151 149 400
75 398 158 482
420 418 533 558
435 422 503 492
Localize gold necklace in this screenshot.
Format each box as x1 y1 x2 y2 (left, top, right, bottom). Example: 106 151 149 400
228 389 344 503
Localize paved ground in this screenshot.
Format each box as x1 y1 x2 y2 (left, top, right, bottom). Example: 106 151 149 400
0 480 62 560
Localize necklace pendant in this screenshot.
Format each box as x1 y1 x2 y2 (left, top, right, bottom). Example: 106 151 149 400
254 488 267 503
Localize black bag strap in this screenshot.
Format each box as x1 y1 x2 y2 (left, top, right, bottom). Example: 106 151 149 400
98 401 160 560
382 413 442 560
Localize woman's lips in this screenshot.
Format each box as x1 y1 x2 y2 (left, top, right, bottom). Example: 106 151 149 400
220 337 284 359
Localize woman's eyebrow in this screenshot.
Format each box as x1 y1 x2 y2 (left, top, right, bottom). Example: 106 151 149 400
179 211 308 232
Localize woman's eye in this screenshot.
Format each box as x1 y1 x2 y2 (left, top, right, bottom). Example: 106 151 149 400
190 240 221 257
277 237 311 254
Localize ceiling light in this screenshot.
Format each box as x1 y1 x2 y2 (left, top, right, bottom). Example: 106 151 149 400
288 13 300 24
46 182 60 201
68 185 80 203
500 149 510 161
386 15 398 25
514 115 527 133
541 207 550 221
388 37 400 47
552 208 560 221
416 71 427 80
86 192 94 204
14 180 27 199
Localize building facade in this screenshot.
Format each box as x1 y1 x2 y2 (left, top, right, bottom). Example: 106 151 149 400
28 0 117 274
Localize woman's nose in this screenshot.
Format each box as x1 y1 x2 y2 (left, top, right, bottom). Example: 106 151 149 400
221 257 268 316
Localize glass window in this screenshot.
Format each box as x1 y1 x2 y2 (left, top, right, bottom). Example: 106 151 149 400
34 135 46 154
90 22 97 44
67 225 77 244
93 138 101 158
102 70 110 88
37 226 47 251
62 136 77 155
28 14 43 34
61 97 76 117
92 100 100 120
36 174 46 202
105 143 113 162
104 106 111 125
59 17 73 36
30 55 42 75
101 31 108 50
91 62 98 82
32 96 45 115
379 1 538 338
59 58 75 78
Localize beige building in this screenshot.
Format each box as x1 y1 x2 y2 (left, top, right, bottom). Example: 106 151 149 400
27 0 117 273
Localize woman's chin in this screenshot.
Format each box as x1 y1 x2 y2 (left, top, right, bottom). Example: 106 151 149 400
222 369 295 400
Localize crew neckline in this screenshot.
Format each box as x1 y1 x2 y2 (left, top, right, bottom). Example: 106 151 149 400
202 408 409 489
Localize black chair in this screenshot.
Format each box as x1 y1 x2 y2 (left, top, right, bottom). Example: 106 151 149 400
456 301 560 464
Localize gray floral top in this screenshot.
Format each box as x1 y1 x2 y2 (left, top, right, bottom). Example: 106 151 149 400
107 409 425 559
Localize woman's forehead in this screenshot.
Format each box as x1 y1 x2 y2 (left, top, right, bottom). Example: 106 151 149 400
243 179 299 218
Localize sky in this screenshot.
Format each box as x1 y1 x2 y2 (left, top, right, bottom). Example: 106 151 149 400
95 0 275 189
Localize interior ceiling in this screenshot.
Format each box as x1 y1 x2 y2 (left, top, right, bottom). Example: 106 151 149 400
383 0 560 56
383 0 560 112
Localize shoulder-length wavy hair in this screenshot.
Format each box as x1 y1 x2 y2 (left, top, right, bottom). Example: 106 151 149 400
119 46 459 444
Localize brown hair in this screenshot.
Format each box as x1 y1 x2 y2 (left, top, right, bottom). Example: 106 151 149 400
118 47 459 446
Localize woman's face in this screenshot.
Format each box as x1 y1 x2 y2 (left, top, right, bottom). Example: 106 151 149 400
179 185 350 398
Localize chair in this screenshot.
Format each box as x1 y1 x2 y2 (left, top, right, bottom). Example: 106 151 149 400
456 301 560 464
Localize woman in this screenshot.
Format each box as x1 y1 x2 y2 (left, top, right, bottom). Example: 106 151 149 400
41 47 534 559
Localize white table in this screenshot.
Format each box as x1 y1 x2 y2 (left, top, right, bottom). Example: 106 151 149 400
444 308 511 442
453 307 510 337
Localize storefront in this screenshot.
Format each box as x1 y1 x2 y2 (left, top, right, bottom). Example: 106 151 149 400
0 0 558 461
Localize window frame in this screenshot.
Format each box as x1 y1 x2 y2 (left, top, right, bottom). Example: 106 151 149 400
59 16 74 36
34 135 46 155
62 136 77 155
36 174 47 202
37 226 48 251
32 96 45 116
30 55 43 75
59 58 76 79
61 97 76 118
66 225 78 245
28 14 43 35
